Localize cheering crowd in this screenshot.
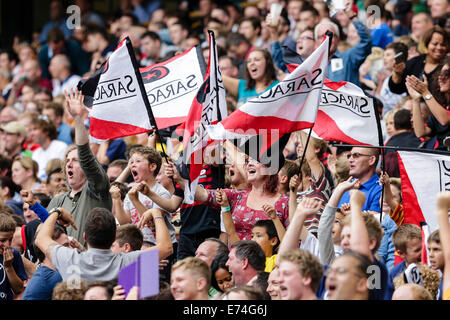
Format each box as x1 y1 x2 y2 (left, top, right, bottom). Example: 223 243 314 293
0 0 450 301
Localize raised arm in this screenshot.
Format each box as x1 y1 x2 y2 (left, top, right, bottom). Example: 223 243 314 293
110 184 131 225
297 132 322 181
65 89 110 193
142 181 183 213
216 189 240 245
407 83 432 138
436 191 450 295
288 174 301 222
127 183 151 218
278 198 321 255
35 208 77 263
406 75 450 127
262 203 286 243
379 172 397 212
138 208 173 260
318 177 359 265
349 190 373 261
221 74 240 98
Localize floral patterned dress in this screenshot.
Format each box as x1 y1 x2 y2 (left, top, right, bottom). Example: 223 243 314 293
206 189 290 241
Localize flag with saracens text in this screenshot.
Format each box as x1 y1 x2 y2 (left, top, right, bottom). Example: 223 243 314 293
77 37 157 141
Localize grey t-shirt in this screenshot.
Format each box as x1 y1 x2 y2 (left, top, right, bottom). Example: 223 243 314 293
52 245 143 282
123 182 177 244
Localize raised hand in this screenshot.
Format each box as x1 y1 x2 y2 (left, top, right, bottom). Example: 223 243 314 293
349 189 366 209
216 189 229 207
20 190 36 207
295 197 321 217
2 247 14 269
56 208 78 230
406 75 428 96
436 191 450 212
111 285 126 300
262 204 278 220
64 88 88 119
289 174 301 192
336 176 360 193
340 203 351 216
109 185 122 201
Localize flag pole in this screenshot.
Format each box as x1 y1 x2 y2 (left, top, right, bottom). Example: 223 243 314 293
209 29 225 189
291 31 332 192
126 36 176 189
292 128 313 192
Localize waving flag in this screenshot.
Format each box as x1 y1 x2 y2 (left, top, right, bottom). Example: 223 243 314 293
397 150 450 233
282 45 382 146
207 34 329 141
140 45 207 129
77 37 156 141
182 30 227 203
312 80 382 146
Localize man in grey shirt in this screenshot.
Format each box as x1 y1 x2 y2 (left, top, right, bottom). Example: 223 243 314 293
34 206 173 282
47 89 112 247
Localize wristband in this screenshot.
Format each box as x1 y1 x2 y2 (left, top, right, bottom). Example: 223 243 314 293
349 14 357 20
221 206 231 213
49 208 62 219
153 216 164 221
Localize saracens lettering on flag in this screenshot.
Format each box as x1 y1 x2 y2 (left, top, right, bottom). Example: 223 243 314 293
182 30 227 203
77 36 157 141
397 150 450 233
311 79 382 146
207 34 330 141
282 44 382 147
140 45 207 129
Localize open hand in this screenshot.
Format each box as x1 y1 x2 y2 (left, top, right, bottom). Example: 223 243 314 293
262 204 278 219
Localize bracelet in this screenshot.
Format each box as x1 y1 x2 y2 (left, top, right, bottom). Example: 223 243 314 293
349 14 357 20
153 216 164 221
221 206 231 213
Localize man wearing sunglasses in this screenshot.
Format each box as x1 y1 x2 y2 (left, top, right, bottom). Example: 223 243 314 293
337 147 382 213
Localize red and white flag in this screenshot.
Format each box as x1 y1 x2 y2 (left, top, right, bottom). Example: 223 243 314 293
77 37 156 141
182 30 227 203
207 35 330 140
140 45 207 129
397 150 450 233
310 80 382 146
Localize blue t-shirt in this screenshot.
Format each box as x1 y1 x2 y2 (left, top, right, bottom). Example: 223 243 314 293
237 79 279 107
106 139 127 163
0 247 28 300
371 23 393 49
437 276 443 300
58 122 73 145
22 265 62 300
338 173 382 212
385 260 406 300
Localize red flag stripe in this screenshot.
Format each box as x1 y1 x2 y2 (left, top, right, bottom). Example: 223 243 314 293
397 153 427 226
313 110 372 146
90 117 150 140
221 109 315 134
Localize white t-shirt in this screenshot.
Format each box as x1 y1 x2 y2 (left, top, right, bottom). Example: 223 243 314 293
123 182 177 244
32 140 68 180
52 74 82 97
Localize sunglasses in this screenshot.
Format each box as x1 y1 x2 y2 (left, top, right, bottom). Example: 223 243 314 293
346 152 373 160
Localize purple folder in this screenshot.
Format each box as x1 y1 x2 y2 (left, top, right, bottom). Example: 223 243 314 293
118 249 159 299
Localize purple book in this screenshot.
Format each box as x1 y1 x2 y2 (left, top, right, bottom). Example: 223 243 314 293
118 249 159 299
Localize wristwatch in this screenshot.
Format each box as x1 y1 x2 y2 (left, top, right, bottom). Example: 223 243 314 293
424 94 433 100
49 208 62 219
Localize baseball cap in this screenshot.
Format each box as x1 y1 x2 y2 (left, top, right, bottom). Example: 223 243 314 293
0 121 27 136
